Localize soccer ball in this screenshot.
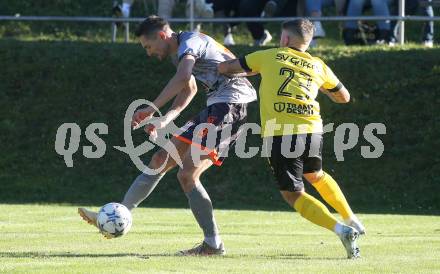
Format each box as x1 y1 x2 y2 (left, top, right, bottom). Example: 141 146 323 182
97 203 132 238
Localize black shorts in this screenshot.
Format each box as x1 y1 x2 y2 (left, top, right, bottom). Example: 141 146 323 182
174 102 248 166
266 133 323 192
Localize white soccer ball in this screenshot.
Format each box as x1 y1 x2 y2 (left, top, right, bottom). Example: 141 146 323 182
97 203 132 238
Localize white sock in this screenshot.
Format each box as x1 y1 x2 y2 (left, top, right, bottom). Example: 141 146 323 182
122 3 131 18
333 222 344 236
204 235 222 249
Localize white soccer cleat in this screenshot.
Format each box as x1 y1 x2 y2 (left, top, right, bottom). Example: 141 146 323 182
254 30 272 46
345 217 366 235
261 30 272 46
78 207 98 228
339 225 360 259
224 33 236 46
423 40 433 48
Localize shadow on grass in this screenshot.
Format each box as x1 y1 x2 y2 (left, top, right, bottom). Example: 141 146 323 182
0 251 347 261
0 252 159 260
232 254 348 261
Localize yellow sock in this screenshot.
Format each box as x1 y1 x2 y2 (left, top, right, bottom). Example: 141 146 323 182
312 172 353 220
293 192 337 231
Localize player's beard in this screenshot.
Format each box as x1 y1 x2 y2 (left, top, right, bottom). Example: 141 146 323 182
160 43 172 61
154 43 171 61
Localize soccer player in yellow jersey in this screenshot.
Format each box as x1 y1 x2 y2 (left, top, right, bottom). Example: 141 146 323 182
218 19 364 259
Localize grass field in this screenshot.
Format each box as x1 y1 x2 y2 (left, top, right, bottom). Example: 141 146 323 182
1 205 439 273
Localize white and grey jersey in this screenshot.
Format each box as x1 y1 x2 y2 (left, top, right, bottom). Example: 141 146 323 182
172 31 257 106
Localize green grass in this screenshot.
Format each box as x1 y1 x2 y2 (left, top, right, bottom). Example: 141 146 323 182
0 204 439 273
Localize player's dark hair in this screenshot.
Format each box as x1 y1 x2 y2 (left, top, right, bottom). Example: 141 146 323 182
282 19 314 43
135 15 169 38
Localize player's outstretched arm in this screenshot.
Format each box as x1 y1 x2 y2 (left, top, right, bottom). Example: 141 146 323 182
218 59 258 77
320 86 350 104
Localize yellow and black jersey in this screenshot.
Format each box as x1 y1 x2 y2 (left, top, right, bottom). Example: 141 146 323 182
239 47 343 137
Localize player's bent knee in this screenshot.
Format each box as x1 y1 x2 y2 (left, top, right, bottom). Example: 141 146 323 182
304 170 324 183
280 190 303 207
177 169 196 189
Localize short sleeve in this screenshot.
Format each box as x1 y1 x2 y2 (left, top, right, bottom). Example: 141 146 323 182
177 37 204 61
321 64 343 92
239 50 266 73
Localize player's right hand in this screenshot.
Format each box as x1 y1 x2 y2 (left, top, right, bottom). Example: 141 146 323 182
131 108 154 129
144 124 158 141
